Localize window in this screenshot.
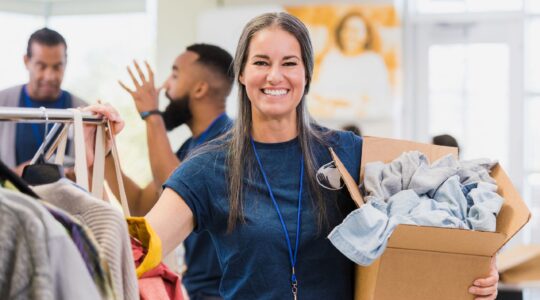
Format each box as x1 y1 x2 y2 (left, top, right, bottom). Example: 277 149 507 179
524 3 540 260
525 19 540 93
47 13 154 185
0 12 44 87
413 20 519 171
409 1 539 297
525 0 540 13
48 13 154 185
0 12 154 185
416 0 523 14
428 43 510 166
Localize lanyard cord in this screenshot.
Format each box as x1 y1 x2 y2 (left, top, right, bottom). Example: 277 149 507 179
250 137 304 285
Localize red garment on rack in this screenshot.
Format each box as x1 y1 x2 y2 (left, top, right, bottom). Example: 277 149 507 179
131 237 184 300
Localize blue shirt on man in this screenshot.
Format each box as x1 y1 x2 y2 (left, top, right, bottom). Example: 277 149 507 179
15 85 73 165
165 129 362 300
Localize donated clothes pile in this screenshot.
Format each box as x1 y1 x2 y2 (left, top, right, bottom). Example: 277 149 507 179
327 151 504 266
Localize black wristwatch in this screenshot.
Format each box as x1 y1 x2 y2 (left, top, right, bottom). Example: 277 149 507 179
140 109 161 120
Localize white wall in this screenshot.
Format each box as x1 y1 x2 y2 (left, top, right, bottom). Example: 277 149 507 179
148 0 220 150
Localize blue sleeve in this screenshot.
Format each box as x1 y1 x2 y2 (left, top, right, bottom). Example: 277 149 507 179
335 131 363 184
163 156 210 233
351 134 363 183
175 137 193 160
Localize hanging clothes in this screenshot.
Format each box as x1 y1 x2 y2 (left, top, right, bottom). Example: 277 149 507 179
42 201 116 299
0 84 87 168
32 178 138 300
0 191 53 300
127 217 184 300
0 187 100 300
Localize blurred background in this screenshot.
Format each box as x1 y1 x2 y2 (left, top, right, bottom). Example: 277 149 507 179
0 0 538 298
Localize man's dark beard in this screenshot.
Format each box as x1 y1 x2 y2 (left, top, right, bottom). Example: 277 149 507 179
162 93 192 131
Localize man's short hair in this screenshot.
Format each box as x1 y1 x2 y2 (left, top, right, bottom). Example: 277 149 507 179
27 28 67 58
186 44 233 84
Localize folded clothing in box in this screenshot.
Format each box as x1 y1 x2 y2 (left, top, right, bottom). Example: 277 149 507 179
328 151 504 266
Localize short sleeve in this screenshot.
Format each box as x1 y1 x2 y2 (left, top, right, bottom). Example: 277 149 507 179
163 155 212 233
349 134 363 183
334 131 363 184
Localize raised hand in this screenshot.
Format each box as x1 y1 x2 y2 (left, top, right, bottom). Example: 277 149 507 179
118 60 162 113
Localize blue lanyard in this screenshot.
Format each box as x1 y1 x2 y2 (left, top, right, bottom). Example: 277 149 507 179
191 113 227 147
250 137 304 300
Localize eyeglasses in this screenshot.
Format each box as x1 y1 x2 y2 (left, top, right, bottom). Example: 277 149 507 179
316 161 344 191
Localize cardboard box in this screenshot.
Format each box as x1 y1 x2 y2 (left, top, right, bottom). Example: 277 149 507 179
330 136 531 300
498 244 540 284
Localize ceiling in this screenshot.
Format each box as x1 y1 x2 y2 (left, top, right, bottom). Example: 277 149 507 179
0 0 145 16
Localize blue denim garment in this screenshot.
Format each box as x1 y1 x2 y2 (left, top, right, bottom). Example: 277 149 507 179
328 202 397 266
388 178 469 229
329 178 469 266
462 183 478 208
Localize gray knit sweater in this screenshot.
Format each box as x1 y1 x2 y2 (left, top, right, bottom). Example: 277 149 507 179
0 188 100 300
33 179 138 300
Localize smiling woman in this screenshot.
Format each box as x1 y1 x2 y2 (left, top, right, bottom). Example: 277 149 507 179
145 12 364 299
115 11 503 300
240 27 306 134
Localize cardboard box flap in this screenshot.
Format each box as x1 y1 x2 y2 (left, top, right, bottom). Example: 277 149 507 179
360 136 458 178
330 137 458 208
330 147 364 207
388 224 506 256
492 165 532 250
498 245 540 272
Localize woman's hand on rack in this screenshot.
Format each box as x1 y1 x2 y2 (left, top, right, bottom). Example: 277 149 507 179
118 60 162 114
83 102 124 134
82 102 124 168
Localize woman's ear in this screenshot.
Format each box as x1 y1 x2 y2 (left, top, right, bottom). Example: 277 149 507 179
239 73 245 85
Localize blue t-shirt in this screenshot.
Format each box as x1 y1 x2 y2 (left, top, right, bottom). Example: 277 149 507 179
15 85 72 165
176 113 232 299
165 129 362 300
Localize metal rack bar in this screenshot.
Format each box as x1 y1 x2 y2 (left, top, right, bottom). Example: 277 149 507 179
30 123 66 164
0 107 105 124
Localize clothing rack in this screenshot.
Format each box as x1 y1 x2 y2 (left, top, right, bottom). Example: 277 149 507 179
0 107 104 124
0 107 106 164
31 123 65 164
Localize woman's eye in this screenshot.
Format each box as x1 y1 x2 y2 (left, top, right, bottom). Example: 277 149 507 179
253 61 268 66
283 61 297 66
